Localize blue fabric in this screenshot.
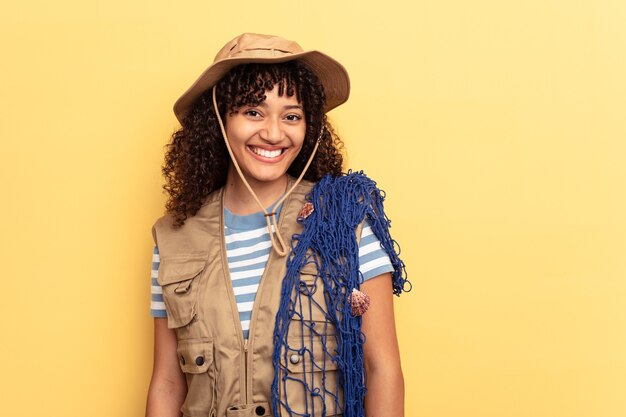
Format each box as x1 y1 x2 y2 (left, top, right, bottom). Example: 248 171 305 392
271 172 410 417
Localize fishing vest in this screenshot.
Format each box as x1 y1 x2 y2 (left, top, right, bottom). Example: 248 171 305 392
152 177 357 417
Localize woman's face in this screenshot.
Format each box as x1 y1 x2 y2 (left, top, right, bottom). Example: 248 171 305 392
225 85 306 186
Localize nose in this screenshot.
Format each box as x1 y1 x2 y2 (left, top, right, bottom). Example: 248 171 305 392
259 117 283 143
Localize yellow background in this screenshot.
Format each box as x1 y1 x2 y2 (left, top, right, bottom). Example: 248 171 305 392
1 0 625 416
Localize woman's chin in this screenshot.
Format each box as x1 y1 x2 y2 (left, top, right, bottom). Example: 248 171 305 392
242 169 289 186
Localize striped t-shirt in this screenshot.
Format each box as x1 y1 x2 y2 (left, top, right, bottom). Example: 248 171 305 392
150 206 393 338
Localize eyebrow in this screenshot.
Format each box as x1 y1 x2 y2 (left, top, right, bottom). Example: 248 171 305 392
257 103 303 110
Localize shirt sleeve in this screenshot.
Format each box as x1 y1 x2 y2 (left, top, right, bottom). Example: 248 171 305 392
358 218 394 282
150 245 168 318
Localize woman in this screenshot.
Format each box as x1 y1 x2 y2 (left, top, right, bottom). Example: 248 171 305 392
146 33 409 417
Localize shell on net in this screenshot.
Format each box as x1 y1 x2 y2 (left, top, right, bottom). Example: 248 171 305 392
348 288 371 316
298 202 314 219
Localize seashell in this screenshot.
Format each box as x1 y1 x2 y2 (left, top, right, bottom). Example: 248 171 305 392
298 202 314 219
348 288 370 316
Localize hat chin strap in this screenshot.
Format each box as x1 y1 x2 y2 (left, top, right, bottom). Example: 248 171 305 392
212 85 321 257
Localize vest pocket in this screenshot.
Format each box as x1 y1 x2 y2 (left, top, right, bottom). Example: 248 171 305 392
157 257 206 329
178 338 217 417
278 338 344 417
177 338 213 373
289 262 337 339
298 264 328 321
225 402 271 416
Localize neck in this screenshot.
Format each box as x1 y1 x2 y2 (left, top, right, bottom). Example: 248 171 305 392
223 168 289 216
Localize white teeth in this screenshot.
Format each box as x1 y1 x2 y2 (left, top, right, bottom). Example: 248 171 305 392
251 147 282 158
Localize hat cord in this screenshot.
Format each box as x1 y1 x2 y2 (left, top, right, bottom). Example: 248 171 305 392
212 85 321 256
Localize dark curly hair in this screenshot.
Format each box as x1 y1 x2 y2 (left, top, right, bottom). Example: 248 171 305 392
162 61 345 227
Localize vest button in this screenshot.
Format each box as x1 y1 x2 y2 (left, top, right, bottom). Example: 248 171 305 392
289 354 301 364
255 405 266 415
195 356 205 366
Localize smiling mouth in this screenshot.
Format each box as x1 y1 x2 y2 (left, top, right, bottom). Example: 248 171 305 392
248 146 285 159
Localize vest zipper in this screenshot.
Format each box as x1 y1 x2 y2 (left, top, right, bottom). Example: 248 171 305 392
244 338 249 404
244 183 295 404
220 179 296 407
245 254 272 402
219 189 252 405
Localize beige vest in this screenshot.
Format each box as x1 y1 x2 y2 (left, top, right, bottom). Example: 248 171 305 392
152 178 347 417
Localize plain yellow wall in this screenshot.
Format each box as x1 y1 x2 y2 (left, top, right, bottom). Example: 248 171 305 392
1 0 625 416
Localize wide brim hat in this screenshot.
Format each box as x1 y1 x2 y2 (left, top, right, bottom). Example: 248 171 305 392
173 33 351 123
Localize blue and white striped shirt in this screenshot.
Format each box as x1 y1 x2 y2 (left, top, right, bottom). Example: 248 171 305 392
150 207 393 338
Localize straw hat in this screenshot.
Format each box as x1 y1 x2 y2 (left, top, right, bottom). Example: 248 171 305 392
173 33 351 123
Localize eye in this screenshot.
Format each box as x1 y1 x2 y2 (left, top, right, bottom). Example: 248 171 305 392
244 109 262 118
284 114 302 122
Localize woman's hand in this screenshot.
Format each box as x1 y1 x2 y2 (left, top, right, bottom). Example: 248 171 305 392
361 272 405 417
145 318 187 417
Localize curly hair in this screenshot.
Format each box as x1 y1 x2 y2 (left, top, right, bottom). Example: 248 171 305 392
162 61 345 227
